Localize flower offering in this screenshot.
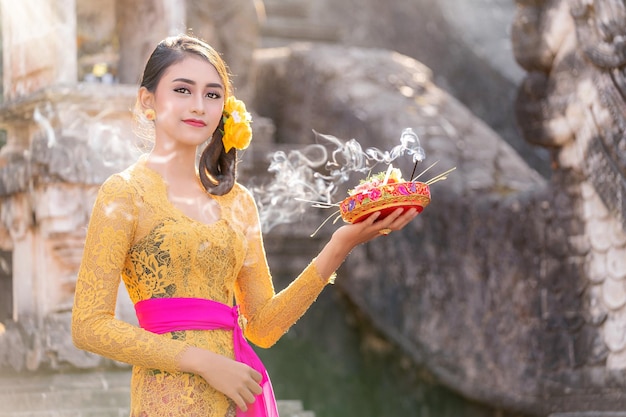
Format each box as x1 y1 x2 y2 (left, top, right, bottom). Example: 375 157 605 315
339 165 431 224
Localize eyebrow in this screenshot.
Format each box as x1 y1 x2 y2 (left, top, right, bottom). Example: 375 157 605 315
172 78 224 90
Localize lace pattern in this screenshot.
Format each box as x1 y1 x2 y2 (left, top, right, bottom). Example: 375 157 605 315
72 158 329 416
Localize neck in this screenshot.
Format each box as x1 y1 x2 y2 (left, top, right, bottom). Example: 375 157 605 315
147 144 198 181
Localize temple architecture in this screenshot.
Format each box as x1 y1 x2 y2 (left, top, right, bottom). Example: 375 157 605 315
0 0 140 372
0 0 267 369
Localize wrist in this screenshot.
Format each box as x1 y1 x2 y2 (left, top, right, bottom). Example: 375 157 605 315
314 238 351 282
179 346 214 374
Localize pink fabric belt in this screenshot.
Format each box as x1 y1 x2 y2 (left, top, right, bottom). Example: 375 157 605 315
134 297 278 417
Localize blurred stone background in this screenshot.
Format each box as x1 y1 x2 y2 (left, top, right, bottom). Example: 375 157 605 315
1 1 626 417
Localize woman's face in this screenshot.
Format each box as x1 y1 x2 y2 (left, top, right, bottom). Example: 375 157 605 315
151 54 225 150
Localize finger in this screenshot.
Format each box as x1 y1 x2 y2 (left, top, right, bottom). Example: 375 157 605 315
388 209 418 229
393 208 417 223
383 208 405 223
234 395 248 412
362 211 382 226
240 388 257 405
250 369 263 383
376 208 418 234
401 208 419 222
371 209 403 229
244 377 262 396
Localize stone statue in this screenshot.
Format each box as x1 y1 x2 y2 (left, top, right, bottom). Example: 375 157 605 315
247 0 626 411
332 0 626 414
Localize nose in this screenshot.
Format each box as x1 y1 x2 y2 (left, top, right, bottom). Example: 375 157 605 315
191 93 205 114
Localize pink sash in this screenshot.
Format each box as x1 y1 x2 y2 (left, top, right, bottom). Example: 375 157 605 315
135 297 279 417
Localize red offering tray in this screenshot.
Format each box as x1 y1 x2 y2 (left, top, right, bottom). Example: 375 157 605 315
339 181 431 223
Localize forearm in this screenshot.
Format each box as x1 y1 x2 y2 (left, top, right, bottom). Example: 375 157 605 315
241 235 353 347
243 260 328 347
72 311 188 372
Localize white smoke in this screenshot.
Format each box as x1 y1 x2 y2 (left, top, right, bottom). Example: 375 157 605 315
251 128 426 232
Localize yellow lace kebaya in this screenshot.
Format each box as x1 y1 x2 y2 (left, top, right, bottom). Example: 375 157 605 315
72 156 331 417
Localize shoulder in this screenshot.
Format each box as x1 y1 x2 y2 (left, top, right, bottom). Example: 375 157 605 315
228 182 261 212
97 161 145 201
230 182 255 203
224 182 261 225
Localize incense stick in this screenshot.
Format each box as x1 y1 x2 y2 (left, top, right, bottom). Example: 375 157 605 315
309 210 341 237
424 167 457 185
412 161 439 181
410 160 419 181
382 164 394 185
295 198 339 208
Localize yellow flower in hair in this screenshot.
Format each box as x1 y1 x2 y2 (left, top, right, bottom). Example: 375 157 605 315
222 96 252 152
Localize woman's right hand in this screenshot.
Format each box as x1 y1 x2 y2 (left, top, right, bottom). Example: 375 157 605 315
179 346 263 411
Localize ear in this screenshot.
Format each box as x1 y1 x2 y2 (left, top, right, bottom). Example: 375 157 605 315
138 86 155 110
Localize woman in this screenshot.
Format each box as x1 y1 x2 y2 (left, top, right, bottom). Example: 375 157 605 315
71 34 418 417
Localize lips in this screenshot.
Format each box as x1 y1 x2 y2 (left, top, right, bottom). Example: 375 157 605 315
183 119 206 127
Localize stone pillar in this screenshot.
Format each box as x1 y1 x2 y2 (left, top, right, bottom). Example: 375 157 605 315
0 0 77 100
3 194 34 324
185 0 262 101
115 0 187 84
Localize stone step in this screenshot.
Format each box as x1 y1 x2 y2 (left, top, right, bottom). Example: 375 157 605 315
0 388 131 412
260 16 341 44
0 408 128 417
0 402 313 417
277 400 316 417
260 0 341 49
548 411 626 417
0 371 315 417
0 371 131 395
263 0 309 19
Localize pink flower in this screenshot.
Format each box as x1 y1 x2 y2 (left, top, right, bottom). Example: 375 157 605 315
397 184 410 195
368 188 382 201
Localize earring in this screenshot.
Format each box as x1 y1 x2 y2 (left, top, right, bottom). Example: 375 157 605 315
144 109 156 121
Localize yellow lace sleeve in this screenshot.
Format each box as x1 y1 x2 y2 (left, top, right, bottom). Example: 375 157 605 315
71 174 189 372
233 187 330 348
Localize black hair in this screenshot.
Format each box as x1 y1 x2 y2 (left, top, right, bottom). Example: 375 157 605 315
140 34 236 195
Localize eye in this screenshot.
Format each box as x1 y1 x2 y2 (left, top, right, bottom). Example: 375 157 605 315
206 91 221 99
174 87 191 94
